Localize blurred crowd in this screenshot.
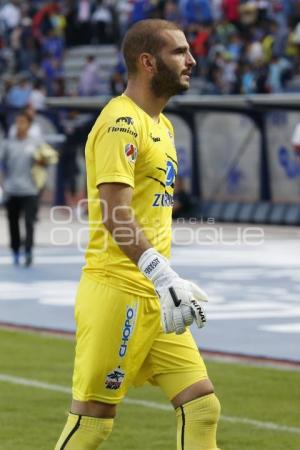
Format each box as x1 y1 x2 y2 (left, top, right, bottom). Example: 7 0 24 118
1 0 300 104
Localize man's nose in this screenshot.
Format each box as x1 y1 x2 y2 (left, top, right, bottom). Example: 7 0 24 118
187 52 196 67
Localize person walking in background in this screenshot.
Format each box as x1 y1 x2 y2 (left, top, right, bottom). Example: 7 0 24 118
55 19 220 450
0 110 42 266
8 104 43 139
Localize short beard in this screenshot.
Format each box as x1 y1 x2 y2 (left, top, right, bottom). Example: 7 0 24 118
151 55 189 98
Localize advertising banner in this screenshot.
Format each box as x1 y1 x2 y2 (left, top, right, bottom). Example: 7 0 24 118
196 112 261 201
266 111 300 203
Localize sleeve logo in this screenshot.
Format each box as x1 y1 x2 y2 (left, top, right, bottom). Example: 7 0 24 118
116 116 134 126
125 143 138 163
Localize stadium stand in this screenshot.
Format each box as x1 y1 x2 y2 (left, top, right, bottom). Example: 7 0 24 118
1 0 300 225
1 1 300 98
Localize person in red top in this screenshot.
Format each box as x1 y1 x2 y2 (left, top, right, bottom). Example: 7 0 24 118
191 24 212 75
191 24 211 58
222 0 240 23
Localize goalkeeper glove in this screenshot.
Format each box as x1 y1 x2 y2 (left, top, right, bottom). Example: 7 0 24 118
138 248 208 335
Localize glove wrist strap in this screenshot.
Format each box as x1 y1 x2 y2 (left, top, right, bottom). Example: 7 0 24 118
138 248 168 282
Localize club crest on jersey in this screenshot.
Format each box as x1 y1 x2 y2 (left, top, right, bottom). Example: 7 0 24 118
124 143 138 163
105 366 125 390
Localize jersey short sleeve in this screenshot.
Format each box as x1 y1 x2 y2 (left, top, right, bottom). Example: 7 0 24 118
94 117 140 189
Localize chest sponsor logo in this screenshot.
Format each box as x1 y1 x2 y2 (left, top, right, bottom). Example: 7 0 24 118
152 193 174 207
150 159 177 207
119 305 137 358
166 161 176 186
124 143 138 163
105 366 125 390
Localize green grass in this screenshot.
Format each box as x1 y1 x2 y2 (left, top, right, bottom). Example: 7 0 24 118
0 328 299 450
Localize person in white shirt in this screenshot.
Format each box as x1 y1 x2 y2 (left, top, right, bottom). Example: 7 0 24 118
8 105 43 140
0 0 21 31
29 79 47 111
0 110 42 266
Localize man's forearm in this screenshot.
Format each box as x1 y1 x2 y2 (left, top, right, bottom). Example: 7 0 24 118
103 212 151 264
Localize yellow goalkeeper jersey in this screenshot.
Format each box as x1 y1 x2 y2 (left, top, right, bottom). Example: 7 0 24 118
83 94 177 297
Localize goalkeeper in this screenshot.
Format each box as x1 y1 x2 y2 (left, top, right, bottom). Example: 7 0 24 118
55 19 221 450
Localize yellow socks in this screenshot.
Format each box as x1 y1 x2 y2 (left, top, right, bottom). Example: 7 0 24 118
176 393 221 450
54 413 113 450
55 394 220 449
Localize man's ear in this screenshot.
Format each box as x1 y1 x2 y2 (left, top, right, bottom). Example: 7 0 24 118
139 53 156 74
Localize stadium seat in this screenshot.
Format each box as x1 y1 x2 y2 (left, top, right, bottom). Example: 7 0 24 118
200 200 213 219
268 204 288 225
236 202 256 223
252 202 271 223
282 204 300 225
205 202 225 222
220 202 241 222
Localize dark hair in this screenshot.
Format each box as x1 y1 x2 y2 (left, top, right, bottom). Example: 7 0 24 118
16 109 32 123
33 78 43 89
122 19 181 76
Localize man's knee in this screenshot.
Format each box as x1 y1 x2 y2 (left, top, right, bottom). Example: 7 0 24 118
200 393 221 426
176 394 221 450
54 413 114 450
56 396 117 450
182 393 221 425
172 378 214 409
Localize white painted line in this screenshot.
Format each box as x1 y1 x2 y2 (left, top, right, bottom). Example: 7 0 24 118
220 415 300 434
208 309 300 320
0 374 70 394
0 373 299 434
260 323 300 334
0 248 299 267
0 256 84 265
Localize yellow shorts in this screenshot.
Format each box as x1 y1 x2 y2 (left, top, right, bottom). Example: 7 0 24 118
72 273 208 404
